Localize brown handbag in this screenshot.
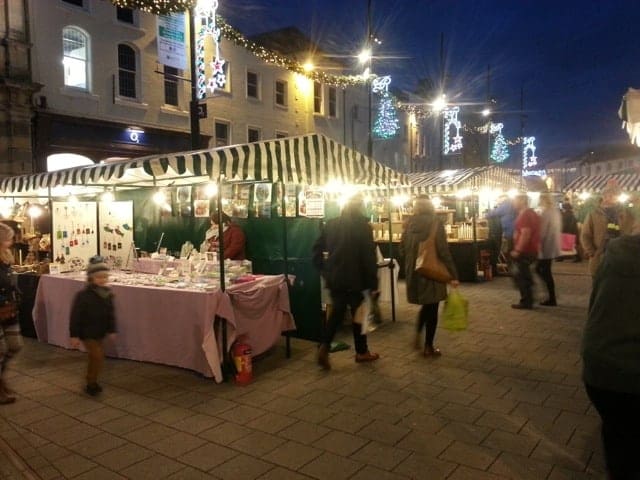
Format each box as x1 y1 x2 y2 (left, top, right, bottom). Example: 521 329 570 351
415 222 453 283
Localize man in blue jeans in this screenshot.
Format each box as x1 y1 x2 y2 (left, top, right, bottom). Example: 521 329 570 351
312 195 380 370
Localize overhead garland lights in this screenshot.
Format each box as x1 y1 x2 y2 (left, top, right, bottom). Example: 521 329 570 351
110 0 196 15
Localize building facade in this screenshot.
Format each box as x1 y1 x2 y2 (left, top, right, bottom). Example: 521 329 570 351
9 0 417 176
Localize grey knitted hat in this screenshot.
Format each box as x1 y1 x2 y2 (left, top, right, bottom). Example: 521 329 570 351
87 256 109 276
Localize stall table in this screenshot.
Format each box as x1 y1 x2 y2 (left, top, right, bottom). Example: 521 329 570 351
32 273 294 382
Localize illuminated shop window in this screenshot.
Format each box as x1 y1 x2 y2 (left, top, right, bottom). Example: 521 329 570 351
62 27 89 90
47 153 93 172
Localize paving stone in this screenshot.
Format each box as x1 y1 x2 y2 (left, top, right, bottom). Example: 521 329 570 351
123 422 177 446
547 465 601 479
257 466 316 480
437 403 484 423
393 452 456 479
180 442 237 471
471 394 519 414
245 411 297 434
121 454 185 480
99 414 150 435
350 440 411 470
447 465 510 480
75 406 128 426
212 453 274 480
398 411 447 434
165 466 221 479
313 430 369 456
148 406 196 426
68 431 128 458
439 441 500 471
279 420 331 445
396 430 452 457
52 454 97 478
298 389 343 406
322 411 372 434
149 431 207 457
261 396 307 415
357 420 411 446
38 442 71 462
93 443 155 471
230 430 287 456
481 429 539 456
350 465 410 480
290 404 336 424
475 410 528 433
438 420 492 445
217 404 268 425
50 423 102 447
261 440 322 470
72 466 128 480
171 413 224 434
489 452 554 480
530 440 591 471
199 421 253 444
300 451 364 480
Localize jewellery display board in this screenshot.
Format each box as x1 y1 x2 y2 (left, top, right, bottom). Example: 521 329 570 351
98 201 134 268
51 202 98 270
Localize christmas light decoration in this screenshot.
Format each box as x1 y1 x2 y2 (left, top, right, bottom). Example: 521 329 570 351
110 0 195 15
443 107 463 154
521 136 546 176
490 123 509 163
372 76 399 139
194 0 226 98
111 2 366 88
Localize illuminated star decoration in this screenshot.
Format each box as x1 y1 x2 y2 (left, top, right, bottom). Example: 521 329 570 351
443 107 463 154
195 0 226 98
489 122 509 163
371 76 400 139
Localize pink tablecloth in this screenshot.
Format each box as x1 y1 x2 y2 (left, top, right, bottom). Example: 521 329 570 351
32 274 294 382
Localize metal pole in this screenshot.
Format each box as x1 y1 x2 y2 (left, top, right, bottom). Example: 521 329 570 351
387 182 396 322
366 0 373 160
189 8 201 150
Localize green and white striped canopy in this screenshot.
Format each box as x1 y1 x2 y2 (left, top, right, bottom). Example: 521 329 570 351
0 134 408 195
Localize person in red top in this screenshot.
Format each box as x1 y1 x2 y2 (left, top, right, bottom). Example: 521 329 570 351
202 212 246 260
510 194 541 309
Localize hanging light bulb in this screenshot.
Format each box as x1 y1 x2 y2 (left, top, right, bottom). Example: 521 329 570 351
153 190 166 205
205 182 218 198
27 204 43 218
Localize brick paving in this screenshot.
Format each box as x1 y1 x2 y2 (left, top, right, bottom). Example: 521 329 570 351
0 261 605 479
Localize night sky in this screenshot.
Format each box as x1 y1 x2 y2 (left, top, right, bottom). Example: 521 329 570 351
221 0 640 163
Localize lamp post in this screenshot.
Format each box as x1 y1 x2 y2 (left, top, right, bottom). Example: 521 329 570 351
366 0 373 159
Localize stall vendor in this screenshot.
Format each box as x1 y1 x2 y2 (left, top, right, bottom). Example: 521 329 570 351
201 212 246 260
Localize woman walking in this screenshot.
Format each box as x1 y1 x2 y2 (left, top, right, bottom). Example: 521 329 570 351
0 223 21 404
536 193 562 306
400 196 459 357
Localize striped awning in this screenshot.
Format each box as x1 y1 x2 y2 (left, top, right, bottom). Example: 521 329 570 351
407 166 524 194
564 173 640 193
0 134 408 195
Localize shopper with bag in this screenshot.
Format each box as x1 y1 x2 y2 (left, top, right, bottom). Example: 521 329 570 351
0 223 21 404
400 196 459 357
312 195 380 370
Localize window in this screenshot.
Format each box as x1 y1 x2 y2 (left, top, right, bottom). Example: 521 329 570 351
275 80 287 107
62 0 84 6
118 44 136 99
275 131 288 139
215 121 230 147
328 86 337 117
246 71 259 99
116 7 134 24
313 82 323 114
62 27 89 90
247 127 261 143
163 65 179 106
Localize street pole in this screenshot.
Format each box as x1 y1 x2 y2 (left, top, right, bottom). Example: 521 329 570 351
189 8 201 150
366 0 373 160
486 64 491 166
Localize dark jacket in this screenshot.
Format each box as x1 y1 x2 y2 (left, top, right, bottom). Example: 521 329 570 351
0 262 18 326
582 234 640 395
400 213 458 305
69 284 116 340
312 211 378 293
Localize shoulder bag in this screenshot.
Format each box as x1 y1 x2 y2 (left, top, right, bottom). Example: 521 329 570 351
415 222 453 283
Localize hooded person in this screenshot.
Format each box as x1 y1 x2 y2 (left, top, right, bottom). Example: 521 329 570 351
312 194 380 370
0 222 20 404
400 196 459 357
581 208 640 478
69 256 117 396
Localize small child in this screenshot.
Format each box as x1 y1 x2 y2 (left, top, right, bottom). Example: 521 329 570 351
69 256 116 396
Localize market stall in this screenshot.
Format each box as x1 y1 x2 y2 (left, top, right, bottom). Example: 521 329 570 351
372 166 524 282
0 133 407 376
563 172 640 194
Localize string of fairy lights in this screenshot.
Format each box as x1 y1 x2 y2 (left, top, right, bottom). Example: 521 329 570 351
110 0 366 88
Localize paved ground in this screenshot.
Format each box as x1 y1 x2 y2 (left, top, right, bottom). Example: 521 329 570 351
0 261 605 479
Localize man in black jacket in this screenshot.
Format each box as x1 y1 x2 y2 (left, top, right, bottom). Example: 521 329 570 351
312 195 380 370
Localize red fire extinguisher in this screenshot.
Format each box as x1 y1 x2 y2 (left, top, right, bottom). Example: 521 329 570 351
232 338 253 385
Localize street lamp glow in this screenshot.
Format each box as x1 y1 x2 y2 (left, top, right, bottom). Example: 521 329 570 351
481 108 491 117
302 62 314 72
358 48 372 64
431 94 447 112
